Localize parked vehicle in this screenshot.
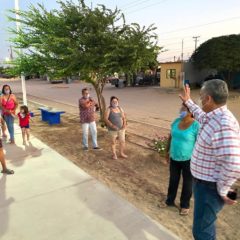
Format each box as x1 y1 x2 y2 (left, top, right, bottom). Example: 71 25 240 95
133 73 157 86
114 78 127 88
109 77 119 86
50 79 64 84
106 76 118 84
108 69 160 88
108 74 127 88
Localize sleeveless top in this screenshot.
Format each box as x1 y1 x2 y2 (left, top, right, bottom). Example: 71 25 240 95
1 95 16 115
108 107 123 131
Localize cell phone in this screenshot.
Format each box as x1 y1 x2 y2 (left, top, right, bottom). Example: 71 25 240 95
184 80 190 87
227 190 237 200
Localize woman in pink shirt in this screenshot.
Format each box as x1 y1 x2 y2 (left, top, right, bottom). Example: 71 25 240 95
0 85 18 144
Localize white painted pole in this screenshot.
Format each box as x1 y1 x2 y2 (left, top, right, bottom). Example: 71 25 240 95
15 0 20 31
21 73 27 105
15 0 27 106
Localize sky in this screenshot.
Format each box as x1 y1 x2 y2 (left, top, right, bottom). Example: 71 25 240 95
1 0 240 63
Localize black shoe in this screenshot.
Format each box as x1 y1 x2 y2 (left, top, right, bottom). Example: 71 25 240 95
93 147 102 150
165 200 177 208
83 147 89 151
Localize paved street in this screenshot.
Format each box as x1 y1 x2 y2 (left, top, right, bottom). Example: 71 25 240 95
10 80 179 126
8 79 240 126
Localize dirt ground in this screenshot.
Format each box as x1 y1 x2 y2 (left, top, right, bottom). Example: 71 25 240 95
28 107 240 240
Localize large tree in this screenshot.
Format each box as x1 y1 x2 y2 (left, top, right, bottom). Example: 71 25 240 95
8 0 159 119
191 34 240 85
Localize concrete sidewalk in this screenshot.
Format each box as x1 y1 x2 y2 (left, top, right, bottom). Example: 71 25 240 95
0 126 180 240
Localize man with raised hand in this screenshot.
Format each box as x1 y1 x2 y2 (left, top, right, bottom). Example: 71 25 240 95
179 79 240 240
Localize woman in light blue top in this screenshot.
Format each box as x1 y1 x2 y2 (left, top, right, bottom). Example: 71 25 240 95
165 103 200 215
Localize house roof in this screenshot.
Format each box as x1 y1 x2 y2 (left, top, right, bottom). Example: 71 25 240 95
159 61 182 65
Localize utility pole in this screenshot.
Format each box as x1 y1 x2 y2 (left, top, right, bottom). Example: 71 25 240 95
181 39 184 61
181 39 184 88
8 46 13 60
193 36 200 50
15 0 27 106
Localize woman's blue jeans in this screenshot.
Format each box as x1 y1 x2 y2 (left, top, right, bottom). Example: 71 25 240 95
4 115 15 141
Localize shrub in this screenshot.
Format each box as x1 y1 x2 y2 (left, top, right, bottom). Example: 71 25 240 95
148 135 168 156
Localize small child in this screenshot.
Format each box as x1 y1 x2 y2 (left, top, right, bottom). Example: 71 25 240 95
17 106 31 145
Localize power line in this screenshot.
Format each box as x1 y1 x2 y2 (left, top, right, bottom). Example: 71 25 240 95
163 48 195 53
159 35 197 41
160 38 202 47
159 16 240 35
120 0 153 10
124 0 168 14
119 0 149 9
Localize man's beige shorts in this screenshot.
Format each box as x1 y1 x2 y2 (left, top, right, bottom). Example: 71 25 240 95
109 129 126 142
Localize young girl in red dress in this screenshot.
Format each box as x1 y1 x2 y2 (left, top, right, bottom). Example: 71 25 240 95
17 106 30 145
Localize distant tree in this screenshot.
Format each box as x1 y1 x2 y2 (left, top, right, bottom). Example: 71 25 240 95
191 34 240 86
6 53 47 77
107 23 160 85
8 0 160 119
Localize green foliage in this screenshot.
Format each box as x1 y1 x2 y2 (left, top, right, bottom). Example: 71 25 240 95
0 67 5 74
148 135 168 156
108 23 160 76
0 67 15 78
191 34 240 73
8 0 159 78
8 0 160 116
6 54 47 76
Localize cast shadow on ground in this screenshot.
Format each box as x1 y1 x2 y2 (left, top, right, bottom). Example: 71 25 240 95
61 169 178 240
4 139 43 167
0 176 15 239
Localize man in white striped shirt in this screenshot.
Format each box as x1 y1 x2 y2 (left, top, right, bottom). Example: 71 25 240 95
180 79 240 240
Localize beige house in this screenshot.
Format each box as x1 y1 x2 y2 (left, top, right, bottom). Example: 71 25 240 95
160 61 215 88
160 61 183 88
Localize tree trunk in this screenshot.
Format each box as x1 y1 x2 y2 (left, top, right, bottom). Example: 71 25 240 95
92 82 106 126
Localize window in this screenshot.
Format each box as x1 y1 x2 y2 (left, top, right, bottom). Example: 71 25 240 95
166 69 176 79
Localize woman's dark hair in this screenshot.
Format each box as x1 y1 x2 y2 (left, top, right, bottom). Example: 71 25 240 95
20 105 29 114
2 85 12 95
110 96 119 104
